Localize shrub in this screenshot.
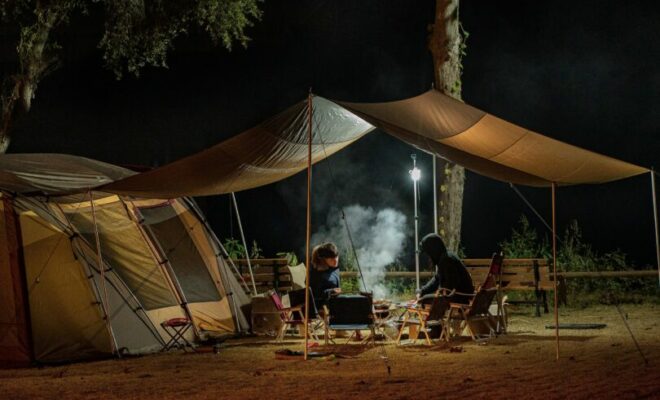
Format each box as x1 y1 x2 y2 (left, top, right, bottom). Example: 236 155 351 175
499 216 659 306
275 251 299 266
222 238 263 259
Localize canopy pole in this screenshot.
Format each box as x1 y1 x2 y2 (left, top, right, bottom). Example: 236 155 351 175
231 192 258 295
433 155 438 234
304 89 313 360
412 154 420 291
651 169 660 286
89 191 120 357
551 182 559 361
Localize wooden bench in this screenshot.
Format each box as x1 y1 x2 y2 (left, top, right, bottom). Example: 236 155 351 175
230 258 292 295
463 258 564 317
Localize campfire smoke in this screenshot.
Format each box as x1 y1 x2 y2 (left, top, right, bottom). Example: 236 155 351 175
311 205 407 299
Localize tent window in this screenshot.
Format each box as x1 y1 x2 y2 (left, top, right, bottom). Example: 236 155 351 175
65 203 179 310
140 205 221 303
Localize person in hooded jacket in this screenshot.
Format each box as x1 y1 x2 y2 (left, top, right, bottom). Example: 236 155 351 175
416 233 474 304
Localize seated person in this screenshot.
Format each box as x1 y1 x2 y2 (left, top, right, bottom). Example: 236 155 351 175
309 242 342 308
416 233 474 304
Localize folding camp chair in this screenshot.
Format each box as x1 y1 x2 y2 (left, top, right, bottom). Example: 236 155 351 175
481 252 507 333
323 293 375 345
268 290 319 341
286 288 325 336
447 286 499 342
396 289 453 345
161 317 196 352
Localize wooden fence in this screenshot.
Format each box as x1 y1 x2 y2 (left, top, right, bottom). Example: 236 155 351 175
339 269 657 279
230 258 292 294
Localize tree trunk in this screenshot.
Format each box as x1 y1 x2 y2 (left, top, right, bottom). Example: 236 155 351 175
0 4 61 154
428 0 465 253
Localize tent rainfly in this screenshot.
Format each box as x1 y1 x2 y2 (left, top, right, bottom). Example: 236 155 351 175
0 154 250 367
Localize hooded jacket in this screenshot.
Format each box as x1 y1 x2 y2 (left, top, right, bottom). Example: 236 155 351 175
418 233 474 303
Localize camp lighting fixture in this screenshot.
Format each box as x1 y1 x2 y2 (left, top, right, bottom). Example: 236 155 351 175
410 166 421 181
409 154 421 291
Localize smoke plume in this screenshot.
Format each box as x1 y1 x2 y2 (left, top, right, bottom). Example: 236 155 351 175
311 205 407 299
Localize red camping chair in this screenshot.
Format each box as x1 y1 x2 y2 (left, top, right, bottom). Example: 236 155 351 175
482 252 506 332
268 290 319 341
481 252 504 290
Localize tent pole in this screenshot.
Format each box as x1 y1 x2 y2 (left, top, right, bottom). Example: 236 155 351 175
551 183 559 361
180 197 247 332
412 154 420 291
433 155 438 234
133 205 201 338
231 192 258 295
186 197 251 293
304 89 313 361
89 191 120 357
651 169 660 286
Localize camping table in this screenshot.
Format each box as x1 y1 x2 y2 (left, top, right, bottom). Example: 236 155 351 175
161 317 196 352
387 301 425 341
373 302 409 341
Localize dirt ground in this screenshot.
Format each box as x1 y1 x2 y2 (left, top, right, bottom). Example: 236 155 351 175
0 304 658 400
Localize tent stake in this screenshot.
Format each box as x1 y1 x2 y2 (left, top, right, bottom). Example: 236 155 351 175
89 191 120 357
551 182 559 361
651 169 660 287
231 192 258 295
304 89 313 361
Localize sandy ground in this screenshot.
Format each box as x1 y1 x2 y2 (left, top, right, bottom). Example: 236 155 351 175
0 304 658 400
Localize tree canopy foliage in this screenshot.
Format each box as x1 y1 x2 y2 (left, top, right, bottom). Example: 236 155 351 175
0 0 263 151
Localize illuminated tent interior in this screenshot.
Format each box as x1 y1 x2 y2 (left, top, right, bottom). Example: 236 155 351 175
0 155 250 366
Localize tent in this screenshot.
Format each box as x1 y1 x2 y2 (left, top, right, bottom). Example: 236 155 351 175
0 154 249 366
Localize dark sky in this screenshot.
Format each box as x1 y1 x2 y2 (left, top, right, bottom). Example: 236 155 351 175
6 1 660 266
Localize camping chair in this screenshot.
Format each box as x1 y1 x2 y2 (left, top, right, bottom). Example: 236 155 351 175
481 252 507 333
268 290 319 341
447 286 499 342
286 288 325 337
396 289 453 345
481 252 504 290
323 293 376 345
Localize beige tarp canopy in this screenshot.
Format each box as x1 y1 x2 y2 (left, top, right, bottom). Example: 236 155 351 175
103 90 648 199
103 97 374 198
340 90 648 186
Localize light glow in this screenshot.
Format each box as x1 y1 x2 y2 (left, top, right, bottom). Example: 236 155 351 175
410 167 421 181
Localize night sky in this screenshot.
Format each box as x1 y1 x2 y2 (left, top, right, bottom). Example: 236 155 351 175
6 1 660 267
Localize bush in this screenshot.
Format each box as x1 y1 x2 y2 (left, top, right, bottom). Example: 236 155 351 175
499 216 659 306
222 238 263 259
